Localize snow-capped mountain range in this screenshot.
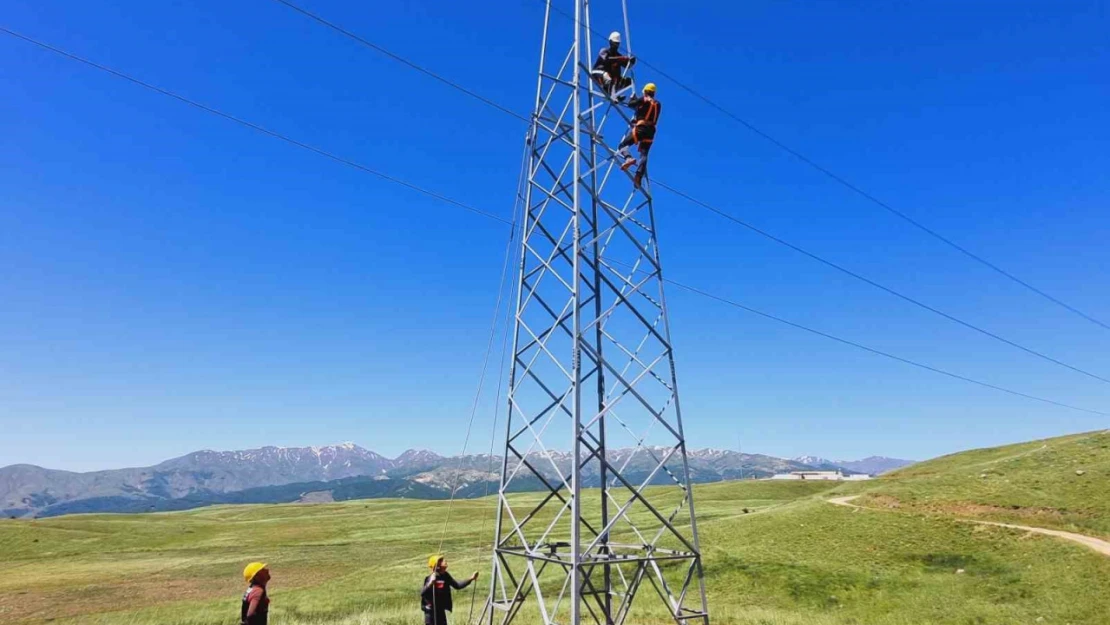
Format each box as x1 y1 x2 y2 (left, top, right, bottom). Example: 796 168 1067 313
792 455 913 475
1 444 912 518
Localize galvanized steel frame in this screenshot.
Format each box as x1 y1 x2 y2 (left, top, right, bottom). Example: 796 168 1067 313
484 3 709 625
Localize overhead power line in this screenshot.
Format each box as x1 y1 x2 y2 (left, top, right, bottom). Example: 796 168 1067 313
0 27 512 227
538 0 1110 333
4 28 1105 417
255 4 1110 386
652 181 1110 386
272 0 530 124
664 281 1109 417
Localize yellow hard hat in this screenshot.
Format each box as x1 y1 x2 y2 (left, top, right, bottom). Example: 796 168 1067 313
243 562 267 583
643 83 657 94
428 554 444 570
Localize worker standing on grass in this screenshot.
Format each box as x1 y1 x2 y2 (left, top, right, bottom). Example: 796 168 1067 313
241 562 271 625
421 555 478 625
617 82 661 189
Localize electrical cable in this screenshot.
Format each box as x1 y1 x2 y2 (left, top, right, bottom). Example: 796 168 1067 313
271 0 530 124
652 180 1110 386
663 278 1110 417
252 4 1110 384
0 26 515 613
429 132 526 625
536 0 1110 332
0 27 513 227
436 162 523 554
464 170 523 625
4 27 1105 420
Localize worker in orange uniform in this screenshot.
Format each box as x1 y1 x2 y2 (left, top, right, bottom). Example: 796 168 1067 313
617 82 661 189
421 555 478 625
241 562 271 625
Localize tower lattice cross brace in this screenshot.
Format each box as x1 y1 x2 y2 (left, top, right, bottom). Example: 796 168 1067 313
484 3 709 625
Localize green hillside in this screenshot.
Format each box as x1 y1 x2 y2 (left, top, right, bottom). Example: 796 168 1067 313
3 474 1109 625
854 429 1110 538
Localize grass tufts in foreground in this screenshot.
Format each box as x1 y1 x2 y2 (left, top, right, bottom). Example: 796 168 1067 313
2 476 1108 624
854 429 1110 538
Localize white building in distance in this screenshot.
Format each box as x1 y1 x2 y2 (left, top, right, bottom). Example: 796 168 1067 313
769 470 872 481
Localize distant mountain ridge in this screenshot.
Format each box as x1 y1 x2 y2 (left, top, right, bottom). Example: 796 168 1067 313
1 444 910 518
792 455 913 475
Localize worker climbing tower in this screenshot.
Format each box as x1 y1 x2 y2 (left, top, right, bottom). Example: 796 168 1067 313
485 2 710 625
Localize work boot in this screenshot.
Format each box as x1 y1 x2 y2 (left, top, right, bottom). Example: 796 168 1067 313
621 158 636 172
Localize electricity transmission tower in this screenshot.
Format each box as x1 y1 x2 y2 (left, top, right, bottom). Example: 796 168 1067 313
485 2 710 625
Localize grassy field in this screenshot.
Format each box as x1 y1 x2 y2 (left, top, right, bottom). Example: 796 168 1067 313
852 429 1110 538
3 471 1109 625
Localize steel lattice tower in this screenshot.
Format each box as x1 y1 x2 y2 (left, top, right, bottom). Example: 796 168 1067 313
485 2 709 625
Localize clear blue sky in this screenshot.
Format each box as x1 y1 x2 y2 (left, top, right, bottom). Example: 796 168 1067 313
2 0 1107 472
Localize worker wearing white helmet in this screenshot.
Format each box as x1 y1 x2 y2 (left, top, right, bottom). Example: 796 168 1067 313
590 30 636 99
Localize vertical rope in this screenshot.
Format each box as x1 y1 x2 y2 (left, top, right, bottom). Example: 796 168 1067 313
436 172 522 554
428 224 512 625
464 138 528 625
621 0 637 101
621 0 633 57
421 136 527 625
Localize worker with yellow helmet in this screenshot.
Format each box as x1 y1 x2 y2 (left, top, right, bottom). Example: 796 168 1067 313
617 82 661 189
240 562 271 625
421 554 478 625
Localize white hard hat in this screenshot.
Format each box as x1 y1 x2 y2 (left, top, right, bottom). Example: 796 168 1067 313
609 31 621 44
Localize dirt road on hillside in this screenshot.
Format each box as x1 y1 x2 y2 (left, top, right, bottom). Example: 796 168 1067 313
826 495 1110 557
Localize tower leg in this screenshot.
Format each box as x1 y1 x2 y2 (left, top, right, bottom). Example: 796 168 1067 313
487 3 709 625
